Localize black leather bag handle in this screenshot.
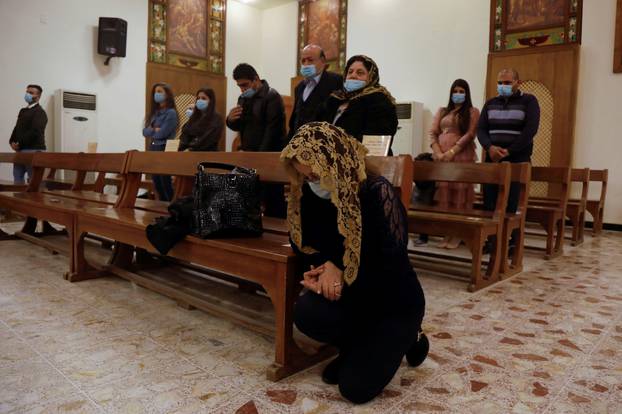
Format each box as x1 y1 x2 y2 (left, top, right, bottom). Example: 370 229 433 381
197 162 238 172
197 162 256 176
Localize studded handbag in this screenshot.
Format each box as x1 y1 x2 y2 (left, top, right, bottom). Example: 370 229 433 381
192 162 263 238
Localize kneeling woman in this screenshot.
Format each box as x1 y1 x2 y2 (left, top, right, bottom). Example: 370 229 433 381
281 122 428 404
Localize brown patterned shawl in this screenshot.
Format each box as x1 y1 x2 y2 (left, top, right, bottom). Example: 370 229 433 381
330 54 395 104
280 122 368 285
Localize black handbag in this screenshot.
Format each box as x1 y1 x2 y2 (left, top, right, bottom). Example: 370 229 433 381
192 162 263 238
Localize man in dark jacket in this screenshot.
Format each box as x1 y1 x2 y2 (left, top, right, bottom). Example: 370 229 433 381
478 68 540 253
226 63 286 152
9 84 47 183
477 68 540 214
226 63 287 217
287 44 343 141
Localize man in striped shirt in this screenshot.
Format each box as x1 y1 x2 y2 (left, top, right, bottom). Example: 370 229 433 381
477 68 540 214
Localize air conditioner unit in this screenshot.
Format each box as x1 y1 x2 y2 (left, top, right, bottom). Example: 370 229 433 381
391 101 424 156
54 90 98 153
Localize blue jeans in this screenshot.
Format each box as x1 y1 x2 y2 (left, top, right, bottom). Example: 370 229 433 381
148 143 173 201
13 149 43 184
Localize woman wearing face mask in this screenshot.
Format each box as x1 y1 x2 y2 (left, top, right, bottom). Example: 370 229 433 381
178 87 223 152
429 79 480 249
282 122 428 404
143 83 179 201
318 55 397 142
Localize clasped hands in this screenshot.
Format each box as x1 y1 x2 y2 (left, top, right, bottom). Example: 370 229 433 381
488 145 509 162
301 261 343 301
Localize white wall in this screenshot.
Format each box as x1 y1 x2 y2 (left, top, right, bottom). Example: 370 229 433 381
225 0 264 150
259 0 622 224
347 0 490 141
260 1 298 96
574 0 622 224
2 0 620 223
0 0 148 182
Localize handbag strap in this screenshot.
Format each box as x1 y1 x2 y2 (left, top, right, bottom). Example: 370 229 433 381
197 162 238 172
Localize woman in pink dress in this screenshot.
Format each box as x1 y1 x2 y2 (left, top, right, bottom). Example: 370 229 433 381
429 79 480 249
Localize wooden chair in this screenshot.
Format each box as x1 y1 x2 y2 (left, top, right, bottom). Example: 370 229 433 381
408 161 511 291
525 167 571 259
584 169 608 235
530 168 590 246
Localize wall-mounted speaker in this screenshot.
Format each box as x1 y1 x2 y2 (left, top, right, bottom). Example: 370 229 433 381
98 17 127 59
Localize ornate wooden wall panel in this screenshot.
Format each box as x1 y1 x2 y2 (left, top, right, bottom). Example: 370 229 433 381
146 0 227 150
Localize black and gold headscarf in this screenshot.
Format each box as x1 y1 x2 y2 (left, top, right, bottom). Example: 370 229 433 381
280 122 368 285
331 55 396 104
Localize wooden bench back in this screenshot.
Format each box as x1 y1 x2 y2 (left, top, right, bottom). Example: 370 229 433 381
412 160 512 219
366 155 413 208
571 168 590 209
119 151 413 209
588 169 608 206
0 152 35 166
28 152 128 193
511 163 532 217
530 166 571 210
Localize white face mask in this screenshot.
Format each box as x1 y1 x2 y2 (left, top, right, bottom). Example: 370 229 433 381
307 180 331 199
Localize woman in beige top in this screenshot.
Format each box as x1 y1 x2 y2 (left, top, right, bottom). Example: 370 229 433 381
429 78 480 249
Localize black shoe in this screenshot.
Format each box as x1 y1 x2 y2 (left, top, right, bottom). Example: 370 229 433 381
322 356 342 385
406 332 429 367
482 241 492 255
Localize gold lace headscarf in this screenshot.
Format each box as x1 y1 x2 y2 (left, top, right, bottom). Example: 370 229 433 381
280 122 368 285
331 55 396 104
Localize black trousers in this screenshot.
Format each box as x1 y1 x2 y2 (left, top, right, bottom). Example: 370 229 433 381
262 183 287 218
483 155 531 245
294 291 421 404
482 153 530 214
483 181 520 214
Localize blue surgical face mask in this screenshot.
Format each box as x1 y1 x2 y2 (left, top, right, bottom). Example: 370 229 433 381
451 93 466 104
497 84 514 97
154 92 166 103
344 79 366 93
24 93 34 104
185 109 193 118
240 88 256 99
300 64 317 78
307 180 331 199
195 98 209 111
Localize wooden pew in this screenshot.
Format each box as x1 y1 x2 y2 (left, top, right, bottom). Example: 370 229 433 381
583 169 608 235
525 166 571 259
43 168 105 192
414 163 531 278
0 152 127 262
0 152 35 239
408 161 511 291
262 155 414 236
71 151 319 382
71 151 412 381
485 163 531 278
530 168 589 246
0 152 34 191
104 174 154 195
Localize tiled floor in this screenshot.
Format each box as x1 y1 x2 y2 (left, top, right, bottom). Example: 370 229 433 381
0 221 621 413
